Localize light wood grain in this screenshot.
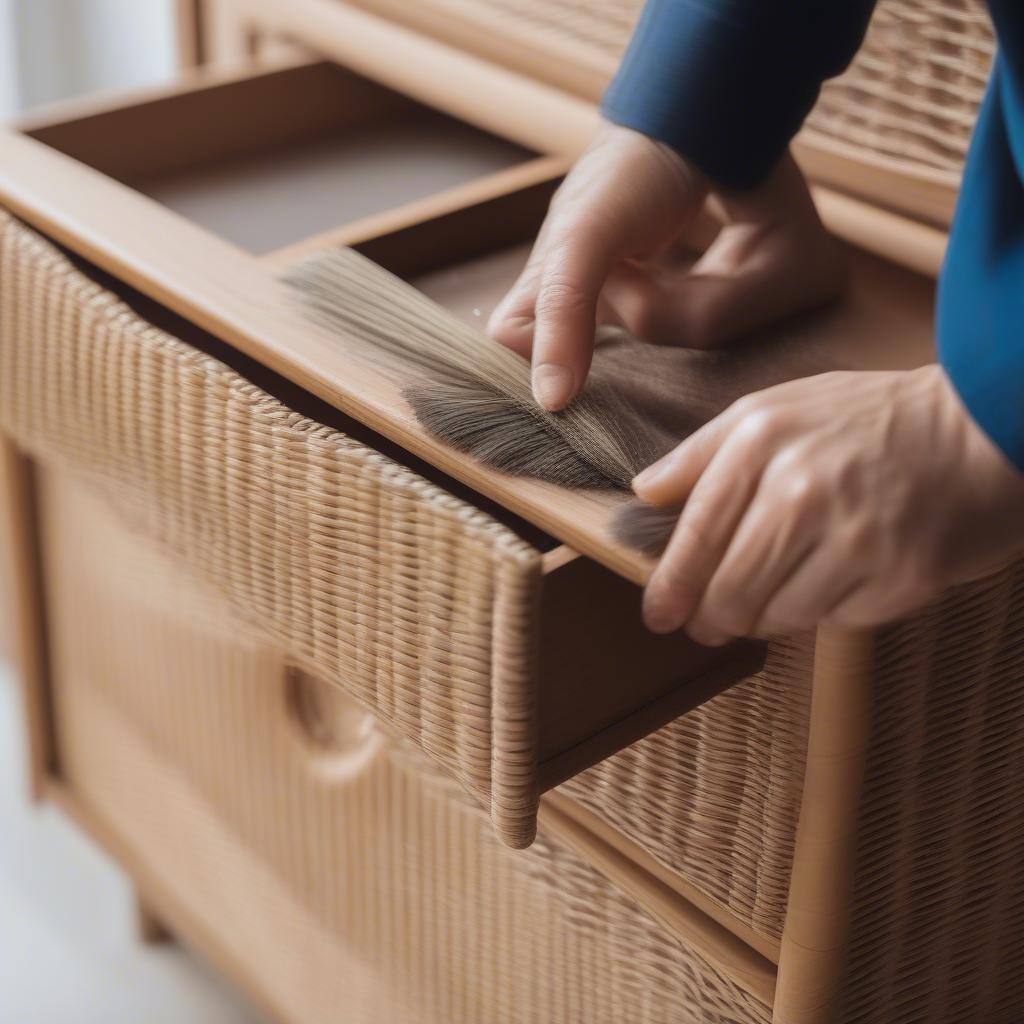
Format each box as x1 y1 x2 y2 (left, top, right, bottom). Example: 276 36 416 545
263 155 568 267
229 0 602 157
337 0 618 102
795 133 960 230
21 60 418 186
774 628 876 1024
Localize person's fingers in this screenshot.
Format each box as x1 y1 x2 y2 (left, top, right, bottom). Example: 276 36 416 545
632 394 782 507
823 558 940 630
641 430 770 634
755 542 866 635
486 222 556 358
601 221 847 349
686 476 824 642
529 221 621 410
486 263 542 358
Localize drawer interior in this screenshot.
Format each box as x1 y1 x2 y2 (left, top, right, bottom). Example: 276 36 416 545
344 177 938 375
23 61 535 254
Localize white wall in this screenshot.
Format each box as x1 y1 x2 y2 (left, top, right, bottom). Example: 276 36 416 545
0 0 19 118
5 0 178 115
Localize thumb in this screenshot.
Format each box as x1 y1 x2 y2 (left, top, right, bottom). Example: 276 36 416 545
604 220 847 350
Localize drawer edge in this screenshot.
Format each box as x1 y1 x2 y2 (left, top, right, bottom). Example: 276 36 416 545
540 792 778 1007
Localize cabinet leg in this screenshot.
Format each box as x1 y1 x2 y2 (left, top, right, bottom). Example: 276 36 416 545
135 889 172 945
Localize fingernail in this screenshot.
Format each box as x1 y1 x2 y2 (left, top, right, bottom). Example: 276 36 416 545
533 364 575 411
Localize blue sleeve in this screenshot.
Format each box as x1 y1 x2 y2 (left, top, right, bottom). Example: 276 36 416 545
938 20 1024 472
602 0 877 189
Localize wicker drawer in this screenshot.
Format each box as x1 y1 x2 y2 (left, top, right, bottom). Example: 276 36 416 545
40 465 776 1024
0 57 775 851
0 33 933 895
1 206 762 850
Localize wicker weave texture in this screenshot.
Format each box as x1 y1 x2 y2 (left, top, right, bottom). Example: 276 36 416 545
805 0 994 174
43 467 773 1024
0 210 543 849
368 0 994 178
559 635 813 945
835 562 1024 1024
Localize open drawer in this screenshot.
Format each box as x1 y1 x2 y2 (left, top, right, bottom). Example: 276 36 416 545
0 38 938 856
6 11 1024 1024
0 58 773 850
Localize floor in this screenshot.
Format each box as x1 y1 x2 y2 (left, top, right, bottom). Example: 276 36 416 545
0 663 266 1024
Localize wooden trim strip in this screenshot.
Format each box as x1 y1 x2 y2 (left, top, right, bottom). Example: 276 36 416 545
794 133 960 231
340 0 616 103
540 793 779 1006
264 154 568 267
773 627 876 1024
232 0 602 157
812 187 947 281
11 57 310 136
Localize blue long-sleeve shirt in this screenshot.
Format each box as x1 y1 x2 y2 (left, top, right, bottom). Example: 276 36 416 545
603 0 1024 473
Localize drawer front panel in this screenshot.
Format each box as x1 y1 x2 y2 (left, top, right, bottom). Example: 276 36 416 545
559 639 813 948
0 210 541 847
42 467 772 1024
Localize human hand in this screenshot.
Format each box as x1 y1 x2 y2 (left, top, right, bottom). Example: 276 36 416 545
632 365 1024 643
487 122 847 410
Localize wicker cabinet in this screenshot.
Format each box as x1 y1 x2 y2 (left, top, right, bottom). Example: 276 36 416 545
1 2 1021 1022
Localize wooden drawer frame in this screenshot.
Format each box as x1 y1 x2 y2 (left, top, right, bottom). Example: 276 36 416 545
3 10 1022 1024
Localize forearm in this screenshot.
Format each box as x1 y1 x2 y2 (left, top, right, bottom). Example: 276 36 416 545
602 0 877 189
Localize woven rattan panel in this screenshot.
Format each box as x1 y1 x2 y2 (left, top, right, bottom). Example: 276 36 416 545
356 0 994 179
43 468 773 1024
0 210 542 849
834 562 1024 1023
805 0 994 174
559 636 813 944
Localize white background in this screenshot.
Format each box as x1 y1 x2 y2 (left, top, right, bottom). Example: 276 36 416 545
0 0 178 118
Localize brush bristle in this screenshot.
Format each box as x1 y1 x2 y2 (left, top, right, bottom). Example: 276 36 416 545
283 248 656 492
611 500 679 557
404 378 611 489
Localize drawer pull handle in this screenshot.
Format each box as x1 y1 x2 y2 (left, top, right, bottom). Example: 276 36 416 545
284 668 383 777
